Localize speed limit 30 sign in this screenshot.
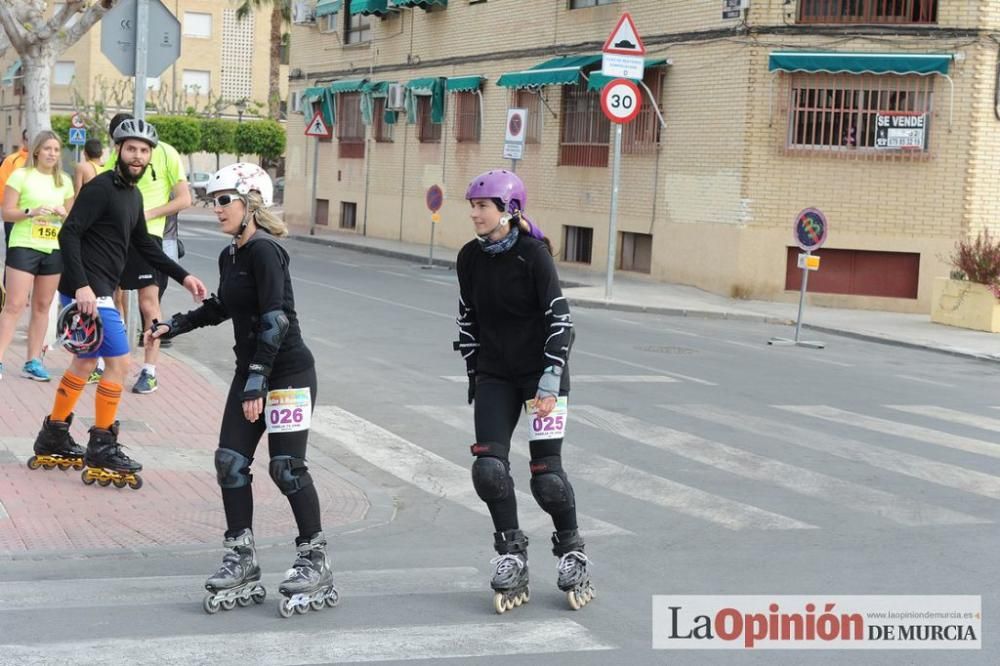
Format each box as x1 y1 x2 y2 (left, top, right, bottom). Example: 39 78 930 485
600 78 642 124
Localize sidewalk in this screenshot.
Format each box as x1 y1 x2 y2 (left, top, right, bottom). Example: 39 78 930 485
255 219 999 363
0 340 369 558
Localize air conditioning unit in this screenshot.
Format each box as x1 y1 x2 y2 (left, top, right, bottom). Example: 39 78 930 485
292 1 316 24
290 91 303 114
386 83 406 110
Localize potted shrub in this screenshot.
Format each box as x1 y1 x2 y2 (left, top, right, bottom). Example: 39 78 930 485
931 230 1000 332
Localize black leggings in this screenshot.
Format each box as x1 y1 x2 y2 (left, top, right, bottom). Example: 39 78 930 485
217 366 321 541
472 374 578 534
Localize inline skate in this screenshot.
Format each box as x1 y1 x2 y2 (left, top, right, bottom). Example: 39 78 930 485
490 529 529 614
28 413 85 471
552 529 594 610
203 528 266 613
277 532 339 618
81 422 143 489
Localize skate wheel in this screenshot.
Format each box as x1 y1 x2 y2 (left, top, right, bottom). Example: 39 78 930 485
113 478 127 488
325 589 340 607
493 592 507 615
97 477 112 487
523 589 530 603
568 590 581 610
81 470 96 485
237 596 253 608
58 461 72 470
73 460 84 470
278 599 294 618
26 456 40 470
295 604 307 615
128 476 143 490
203 595 221 615
252 589 266 604
42 462 56 470
221 599 236 611
310 599 325 611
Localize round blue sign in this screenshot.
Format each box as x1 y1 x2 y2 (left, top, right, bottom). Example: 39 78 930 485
426 185 443 213
794 208 828 252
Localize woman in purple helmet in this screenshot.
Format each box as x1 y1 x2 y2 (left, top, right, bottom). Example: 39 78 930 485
455 169 594 614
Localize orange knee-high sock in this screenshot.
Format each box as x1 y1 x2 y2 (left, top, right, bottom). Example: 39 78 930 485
50 371 87 422
94 380 123 430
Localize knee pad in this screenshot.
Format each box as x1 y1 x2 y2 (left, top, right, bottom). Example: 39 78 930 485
470 441 512 503
215 448 252 489
529 456 575 515
268 455 313 495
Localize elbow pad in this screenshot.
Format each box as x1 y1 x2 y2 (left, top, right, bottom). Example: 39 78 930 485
255 309 289 358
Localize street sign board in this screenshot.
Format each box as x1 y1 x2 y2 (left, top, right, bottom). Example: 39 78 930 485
425 184 443 213
505 108 527 144
797 253 821 271
723 0 750 19
602 53 645 80
68 127 87 146
70 113 85 129
101 0 181 77
600 78 642 124
503 142 524 160
304 111 331 138
793 208 828 252
602 13 646 56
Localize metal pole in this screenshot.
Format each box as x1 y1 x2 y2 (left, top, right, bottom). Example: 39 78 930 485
510 158 517 173
427 218 435 267
127 0 150 348
308 137 319 235
604 123 622 300
793 251 810 343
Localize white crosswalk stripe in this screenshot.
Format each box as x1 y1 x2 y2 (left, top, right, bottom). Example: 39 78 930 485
778 405 1000 460
408 406 813 531
311 405 630 537
0 618 613 665
887 405 1000 433
673 404 1000 502
576 406 984 527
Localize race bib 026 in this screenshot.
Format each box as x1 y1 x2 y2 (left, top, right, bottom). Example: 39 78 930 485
525 396 568 441
265 387 311 434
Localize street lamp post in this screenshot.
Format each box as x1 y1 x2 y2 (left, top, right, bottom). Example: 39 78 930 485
235 98 247 162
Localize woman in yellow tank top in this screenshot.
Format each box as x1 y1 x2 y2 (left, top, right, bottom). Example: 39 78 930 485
0 130 75 381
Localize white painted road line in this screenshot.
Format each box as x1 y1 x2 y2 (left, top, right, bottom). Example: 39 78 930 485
577 406 983 527
894 375 957 388
409 406 813 531
887 405 1000 432
311 406 630 537
0 619 614 665
439 375 680 384
779 405 1000 460
553 349 717 386
673 404 1000 503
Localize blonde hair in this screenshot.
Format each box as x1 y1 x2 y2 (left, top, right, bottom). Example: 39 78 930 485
247 191 287 237
27 130 65 189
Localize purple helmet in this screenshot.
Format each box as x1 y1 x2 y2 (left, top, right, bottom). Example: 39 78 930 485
465 169 526 215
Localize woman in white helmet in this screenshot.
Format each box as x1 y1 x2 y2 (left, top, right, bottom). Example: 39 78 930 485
147 163 336 617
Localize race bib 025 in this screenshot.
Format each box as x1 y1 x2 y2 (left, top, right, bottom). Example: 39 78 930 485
525 396 568 441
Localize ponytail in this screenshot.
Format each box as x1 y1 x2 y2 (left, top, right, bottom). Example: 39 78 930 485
513 212 553 255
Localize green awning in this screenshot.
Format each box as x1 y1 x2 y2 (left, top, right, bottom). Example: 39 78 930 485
303 86 335 125
301 86 327 102
366 81 391 97
497 54 602 89
587 59 668 92
407 77 441 93
349 0 389 15
390 0 446 7
446 75 483 93
768 52 953 76
329 78 369 93
2 60 21 87
315 0 341 17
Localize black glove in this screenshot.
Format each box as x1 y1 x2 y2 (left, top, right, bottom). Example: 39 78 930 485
467 369 476 405
149 313 190 341
241 365 269 402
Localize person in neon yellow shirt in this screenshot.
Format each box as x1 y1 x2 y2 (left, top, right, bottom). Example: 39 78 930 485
102 113 191 393
0 130 75 381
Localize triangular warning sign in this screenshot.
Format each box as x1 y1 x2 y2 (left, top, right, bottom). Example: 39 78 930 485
304 110 330 137
602 13 646 56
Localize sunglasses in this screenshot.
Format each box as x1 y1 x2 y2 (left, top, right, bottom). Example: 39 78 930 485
213 194 240 208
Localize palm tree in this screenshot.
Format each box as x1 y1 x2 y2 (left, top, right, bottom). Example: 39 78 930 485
234 0 289 119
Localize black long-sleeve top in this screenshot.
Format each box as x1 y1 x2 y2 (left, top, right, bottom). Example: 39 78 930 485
58 171 189 297
456 233 573 380
194 233 313 378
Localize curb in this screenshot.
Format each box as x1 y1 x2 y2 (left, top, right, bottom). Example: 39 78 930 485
567 297 795 326
800 323 1000 364
292 234 457 270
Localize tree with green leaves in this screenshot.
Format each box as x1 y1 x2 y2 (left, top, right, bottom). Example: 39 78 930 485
0 1 120 139
201 118 237 170
233 0 288 119
234 119 285 165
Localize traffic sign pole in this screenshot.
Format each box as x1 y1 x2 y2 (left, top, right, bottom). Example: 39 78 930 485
768 208 828 349
424 185 444 269
132 0 149 120
605 123 622 300
308 137 319 235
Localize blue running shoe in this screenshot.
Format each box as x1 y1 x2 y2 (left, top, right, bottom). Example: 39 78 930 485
132 369 158 394
22 358 51 382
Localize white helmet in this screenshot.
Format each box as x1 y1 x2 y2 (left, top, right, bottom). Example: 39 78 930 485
207 163 273 207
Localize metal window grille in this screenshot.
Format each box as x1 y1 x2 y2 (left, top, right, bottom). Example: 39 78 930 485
337 92 365 158
453 91 481 143
562 225 593 264
570 0 614 8
618 232 652 273
340 201 357 229
513 90 542 143
559 80 610 167
798 0 937 24
417 96 442 143
373 98 394 142
623 69 665 155
784 73 935 161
